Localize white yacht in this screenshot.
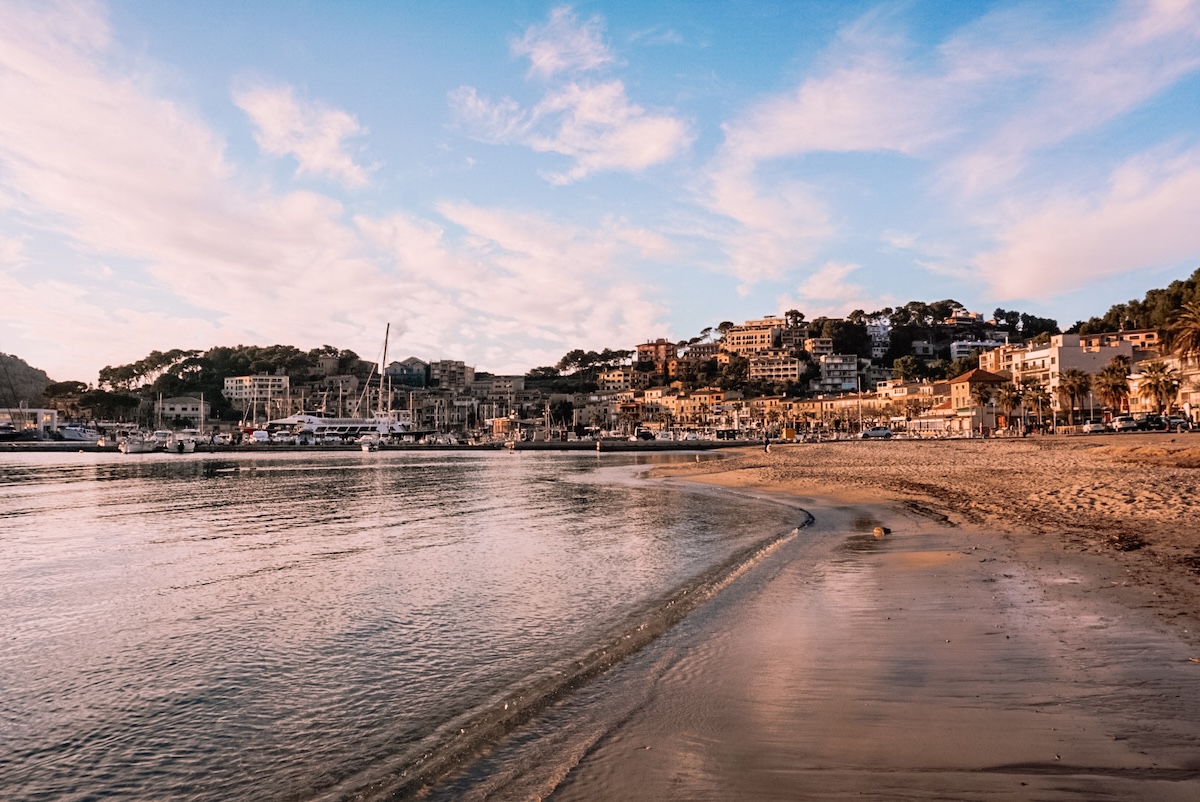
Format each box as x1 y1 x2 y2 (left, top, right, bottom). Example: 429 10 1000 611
266 412 412 442
59 424 101 442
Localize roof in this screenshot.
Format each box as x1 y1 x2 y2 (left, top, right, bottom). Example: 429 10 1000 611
948 368 1007 385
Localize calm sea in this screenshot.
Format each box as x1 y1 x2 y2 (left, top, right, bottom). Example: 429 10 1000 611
0 450 801 801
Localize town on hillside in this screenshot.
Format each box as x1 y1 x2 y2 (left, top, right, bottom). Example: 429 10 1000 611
4 286 1200 445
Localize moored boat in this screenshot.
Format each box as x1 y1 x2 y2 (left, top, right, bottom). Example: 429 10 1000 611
118 432 159 454
59 423 101 442
165 429 198 453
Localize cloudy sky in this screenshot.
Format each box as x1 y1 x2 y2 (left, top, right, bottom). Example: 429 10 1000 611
2 0 1200 383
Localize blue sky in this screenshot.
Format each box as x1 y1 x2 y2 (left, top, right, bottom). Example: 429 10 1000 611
2 0 1200 383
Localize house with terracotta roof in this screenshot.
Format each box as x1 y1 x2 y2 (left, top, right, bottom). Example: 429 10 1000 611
948 368 1007 435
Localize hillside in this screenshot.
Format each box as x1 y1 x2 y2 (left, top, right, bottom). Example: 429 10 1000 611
0 353 51 407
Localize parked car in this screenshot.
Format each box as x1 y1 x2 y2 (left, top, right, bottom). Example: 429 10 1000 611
1166 417 1193 432
1080 419 1107 434
1137 414 1169 431
860 426 893 440
1109 416 1138 432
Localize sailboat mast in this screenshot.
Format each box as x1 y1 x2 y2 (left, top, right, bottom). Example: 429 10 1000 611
377 323 389 418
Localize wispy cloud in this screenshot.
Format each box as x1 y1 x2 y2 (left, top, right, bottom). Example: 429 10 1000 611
0 235 27 267
0 0 664 379
357 204 667 369
775 261 895 319
975 145 1200 300
512 6 614 79
453 81 692 184
233 83 372 187
940 0 1200 193
701 0 1200 292
452 7 691 183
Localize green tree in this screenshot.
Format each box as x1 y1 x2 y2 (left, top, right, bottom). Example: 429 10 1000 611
996 382 1023 431
943 354 979 379
1167 300 1200 366
970 383 994 436
78 389 142 421
892 355 926 382
1056 369 1091 424
1021 381 1051 428
1093 357 1131 413
1138 362 1181 414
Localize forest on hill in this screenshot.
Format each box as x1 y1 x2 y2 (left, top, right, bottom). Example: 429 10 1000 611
4 269 1197 412
0 353 50 408
1070 267 1200 334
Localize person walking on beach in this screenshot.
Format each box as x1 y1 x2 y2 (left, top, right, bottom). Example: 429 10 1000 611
763 431 770 453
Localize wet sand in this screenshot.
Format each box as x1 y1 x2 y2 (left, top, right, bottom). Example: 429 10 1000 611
542 437 1200 800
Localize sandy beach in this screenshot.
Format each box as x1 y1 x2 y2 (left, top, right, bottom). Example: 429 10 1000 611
500 435 1200 800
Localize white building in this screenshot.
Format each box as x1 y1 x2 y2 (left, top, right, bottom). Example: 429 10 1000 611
866 317 891 360
950 339 1006 362
156 396 209 424
812 354 859 394
223 374 290 409
749 354 802 383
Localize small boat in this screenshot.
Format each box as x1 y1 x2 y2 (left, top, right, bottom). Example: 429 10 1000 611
0 421 37 441
165 430 198 454
358 433 381 452
119 432 159 454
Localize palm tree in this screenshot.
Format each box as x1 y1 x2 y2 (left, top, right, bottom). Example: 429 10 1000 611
1056 368 1091 425
1022 380 1051 430
996 382 1023 433
970 383 994 436
1166 300 1200 366
1093 364 1130 414
1138 362 1181 414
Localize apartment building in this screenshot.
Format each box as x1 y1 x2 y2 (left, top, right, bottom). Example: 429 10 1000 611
812 354 859 394
950 339 1006 361
636 338 677 365
681 341 720 362
597 367 633 391
860 315 891 360
1008 335 1136 411
803 337 834 357
723 317 784 356
749 354 803 382
223 374 290 409
428 360 475 389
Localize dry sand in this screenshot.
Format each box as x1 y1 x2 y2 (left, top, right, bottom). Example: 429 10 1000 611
538 434 1200 800
652 432 1200 623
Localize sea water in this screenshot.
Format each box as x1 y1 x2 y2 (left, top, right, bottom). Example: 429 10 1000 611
0 450 801 801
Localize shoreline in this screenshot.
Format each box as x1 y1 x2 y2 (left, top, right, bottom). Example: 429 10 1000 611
646 434 1200 631
0 439 740 454
436 436 1200 800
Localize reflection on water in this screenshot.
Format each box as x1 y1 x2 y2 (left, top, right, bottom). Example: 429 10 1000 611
0 450 797 801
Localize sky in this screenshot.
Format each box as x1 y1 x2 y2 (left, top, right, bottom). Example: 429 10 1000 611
2 0 1200 383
